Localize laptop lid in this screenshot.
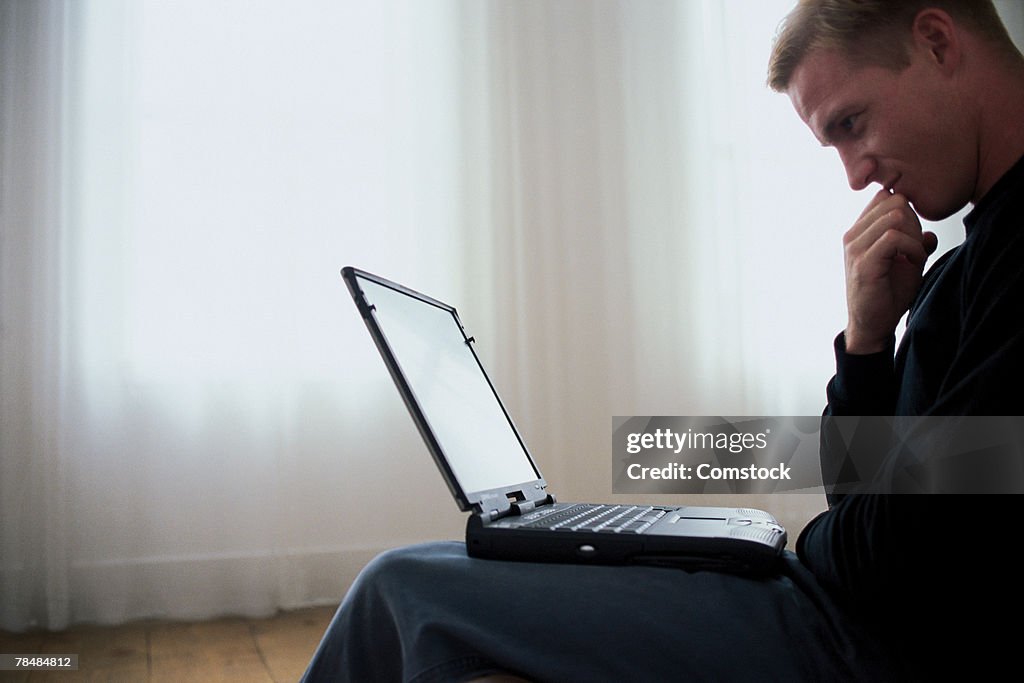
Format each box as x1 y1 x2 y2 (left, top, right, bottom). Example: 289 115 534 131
342 267 553 517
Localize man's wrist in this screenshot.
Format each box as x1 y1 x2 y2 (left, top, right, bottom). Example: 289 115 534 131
843 328 890 355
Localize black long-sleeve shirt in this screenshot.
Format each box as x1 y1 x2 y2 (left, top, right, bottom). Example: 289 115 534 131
797 155 1024 677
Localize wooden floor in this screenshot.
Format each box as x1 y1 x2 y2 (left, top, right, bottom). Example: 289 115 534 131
0 605 336 682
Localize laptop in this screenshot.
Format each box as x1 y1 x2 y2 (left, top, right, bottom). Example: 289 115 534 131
342 266 787 575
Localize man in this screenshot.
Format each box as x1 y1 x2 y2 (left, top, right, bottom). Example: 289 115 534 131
303 2 1024 680
769 0 1024 676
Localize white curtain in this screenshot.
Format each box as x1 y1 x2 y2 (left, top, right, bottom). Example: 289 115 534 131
3 0 470 631
3 0 1018 632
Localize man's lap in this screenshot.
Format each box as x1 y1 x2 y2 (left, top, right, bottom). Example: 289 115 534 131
302 541 903 682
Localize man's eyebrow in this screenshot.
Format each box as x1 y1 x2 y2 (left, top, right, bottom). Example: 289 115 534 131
809 119 833 148
816 113 843 147
801 103 837 147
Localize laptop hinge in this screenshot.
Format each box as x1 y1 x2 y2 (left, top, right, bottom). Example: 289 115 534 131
478 488 556 522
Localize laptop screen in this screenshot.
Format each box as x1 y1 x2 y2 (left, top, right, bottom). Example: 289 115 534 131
353 273 541 497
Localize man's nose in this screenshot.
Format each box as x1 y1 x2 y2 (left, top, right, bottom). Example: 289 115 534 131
839 148 873 191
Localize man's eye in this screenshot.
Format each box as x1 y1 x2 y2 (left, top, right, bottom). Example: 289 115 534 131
839 114 859 132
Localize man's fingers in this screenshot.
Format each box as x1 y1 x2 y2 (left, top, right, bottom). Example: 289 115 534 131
845 204 924 259
847 194 920 246
855 188 896 221
858 228 931 276
857 191 910 227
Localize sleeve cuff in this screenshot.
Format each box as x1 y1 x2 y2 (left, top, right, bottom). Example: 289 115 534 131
827 331 896 414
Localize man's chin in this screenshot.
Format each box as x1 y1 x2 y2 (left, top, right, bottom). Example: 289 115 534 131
910 197 966 222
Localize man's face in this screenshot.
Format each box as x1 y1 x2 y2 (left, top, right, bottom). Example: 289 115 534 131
787 45 975 221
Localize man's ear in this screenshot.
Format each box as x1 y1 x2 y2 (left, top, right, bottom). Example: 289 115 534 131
911 9 961 75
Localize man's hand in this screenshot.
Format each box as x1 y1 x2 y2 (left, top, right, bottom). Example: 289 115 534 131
843 190 939 354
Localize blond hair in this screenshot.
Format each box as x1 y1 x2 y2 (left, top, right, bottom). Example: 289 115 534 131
767 0 1017 92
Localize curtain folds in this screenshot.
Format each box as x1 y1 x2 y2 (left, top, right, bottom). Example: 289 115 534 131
1 0 72 632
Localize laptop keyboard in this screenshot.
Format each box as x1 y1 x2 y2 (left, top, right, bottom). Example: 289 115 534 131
520 504 667 534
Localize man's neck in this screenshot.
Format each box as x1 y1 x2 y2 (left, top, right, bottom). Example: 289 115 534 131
973 57 1024 203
